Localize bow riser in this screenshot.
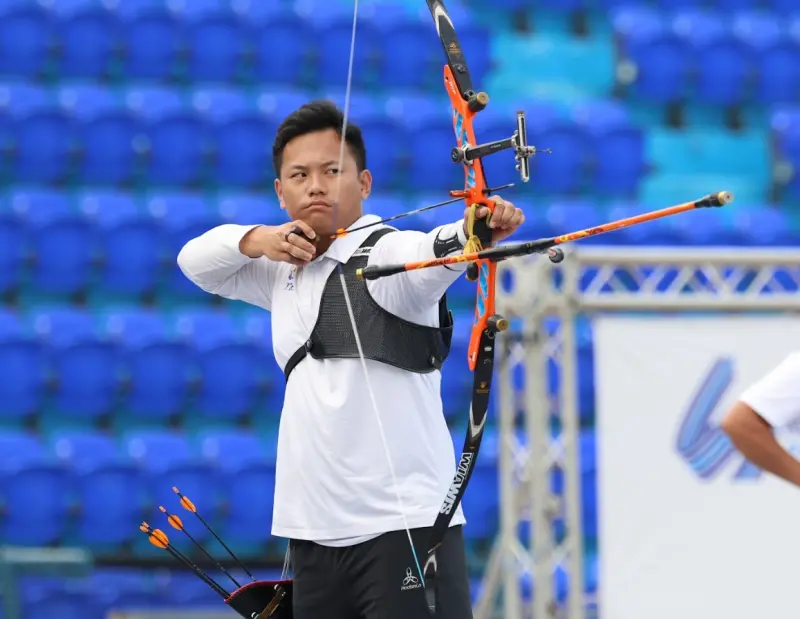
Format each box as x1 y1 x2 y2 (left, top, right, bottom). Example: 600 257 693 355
442 64 499 373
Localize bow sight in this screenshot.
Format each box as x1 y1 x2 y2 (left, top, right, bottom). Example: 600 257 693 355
449 109 551 184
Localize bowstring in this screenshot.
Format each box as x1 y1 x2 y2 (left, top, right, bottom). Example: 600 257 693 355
330 0 426 587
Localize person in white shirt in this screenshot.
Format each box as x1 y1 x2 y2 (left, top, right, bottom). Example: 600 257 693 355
722 352 800 486
177 100 526 619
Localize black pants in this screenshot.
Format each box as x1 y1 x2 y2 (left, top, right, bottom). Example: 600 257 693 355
290 525 473 619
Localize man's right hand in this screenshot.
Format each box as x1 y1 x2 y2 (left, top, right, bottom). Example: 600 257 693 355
239 221 317 267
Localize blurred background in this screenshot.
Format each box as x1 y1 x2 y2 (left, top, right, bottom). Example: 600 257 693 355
0 0 799 617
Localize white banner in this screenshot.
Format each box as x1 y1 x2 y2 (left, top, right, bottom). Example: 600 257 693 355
594 315 800 619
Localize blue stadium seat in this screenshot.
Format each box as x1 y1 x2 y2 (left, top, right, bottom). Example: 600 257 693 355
0 429 46 465
80 191 163 296
0 436 72 545
671 10 752 106
731 205 794 247
118 6 182 81
65 85 144 185
605 202 683 245
73 460 146 548
544 201 603 241
354 117 406 191
101 306 169 347
27 305 96 347
312 13 382 88
0 209 26 294
714 0 761 8
28 306 122 420
754 41 800 105
191 86 250 120
0 4 53 78
8 95 77 184
124 429 194 469
408 115 465 191
0 311 48 422
205 103 277 188
768 0 800 11
12 189 97 295
51 430 120 471
577 103 645 196
149 193 223 298
0 84 48 178
217 459 277 548
252 10 313 86
172 308 271 421
22 589 102 619
532 122 590 194
257 86 320 123
51 3 120 79
440 313 474 420
732 10 782 50
58 83 118 118
614 8 690 103
771 107 800 199
184 10 248 83
135 99 209 187
164 572 222 605
375 18 436 89
124 429 218 535
217 193 281 226
196 429 271 467
101 308 195 422
363 194 409 227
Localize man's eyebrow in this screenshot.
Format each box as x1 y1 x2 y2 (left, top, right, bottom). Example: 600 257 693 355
287 160 340 171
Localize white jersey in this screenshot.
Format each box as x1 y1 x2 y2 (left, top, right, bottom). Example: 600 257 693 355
739 351 800 428
177 214 468 546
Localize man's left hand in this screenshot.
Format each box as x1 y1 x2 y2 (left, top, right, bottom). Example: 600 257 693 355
463 196 525 245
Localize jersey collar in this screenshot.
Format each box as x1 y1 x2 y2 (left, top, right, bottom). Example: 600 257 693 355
321 214 384 264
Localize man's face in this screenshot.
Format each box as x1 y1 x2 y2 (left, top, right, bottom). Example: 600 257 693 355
274 128 371 235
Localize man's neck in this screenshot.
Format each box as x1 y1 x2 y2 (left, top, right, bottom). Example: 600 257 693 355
308 213 362 258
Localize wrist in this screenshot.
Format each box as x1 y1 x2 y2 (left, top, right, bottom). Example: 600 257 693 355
239 225 270 258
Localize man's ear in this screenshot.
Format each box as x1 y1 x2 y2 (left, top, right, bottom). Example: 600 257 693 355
359 169 372 200
274 178 285 210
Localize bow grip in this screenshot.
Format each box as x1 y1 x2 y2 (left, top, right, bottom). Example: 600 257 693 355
465 204 493 282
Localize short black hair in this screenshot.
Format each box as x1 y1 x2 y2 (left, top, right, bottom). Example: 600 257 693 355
272 100 367 178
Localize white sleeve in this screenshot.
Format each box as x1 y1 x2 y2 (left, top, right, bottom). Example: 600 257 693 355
738 352 800 428
176 224 276 311
365 221 468 319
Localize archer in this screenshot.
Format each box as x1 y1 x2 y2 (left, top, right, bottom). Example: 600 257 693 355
177 99 526 619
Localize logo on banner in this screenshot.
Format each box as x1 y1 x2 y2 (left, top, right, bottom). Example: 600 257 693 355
675 356 763 480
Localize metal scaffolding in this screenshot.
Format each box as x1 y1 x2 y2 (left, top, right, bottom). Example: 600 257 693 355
474 246 800 619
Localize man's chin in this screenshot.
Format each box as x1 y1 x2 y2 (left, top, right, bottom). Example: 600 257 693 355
303 211 336 236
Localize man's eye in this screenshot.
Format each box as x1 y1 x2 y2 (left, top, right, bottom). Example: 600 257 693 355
292 172 306 178
327 168 340 174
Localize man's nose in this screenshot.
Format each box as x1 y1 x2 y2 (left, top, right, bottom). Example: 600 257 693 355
307 173 327 194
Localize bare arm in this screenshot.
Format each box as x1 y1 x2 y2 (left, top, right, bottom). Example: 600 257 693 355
721 401 800 487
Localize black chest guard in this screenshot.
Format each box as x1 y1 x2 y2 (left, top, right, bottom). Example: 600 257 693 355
283 228 454 382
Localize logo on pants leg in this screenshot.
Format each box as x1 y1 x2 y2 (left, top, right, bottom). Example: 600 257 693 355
401 567 422 591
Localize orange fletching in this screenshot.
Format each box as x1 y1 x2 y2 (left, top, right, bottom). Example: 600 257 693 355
152 529 169 545
167 514 183 530
174 487 196 512
148 533 168 549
